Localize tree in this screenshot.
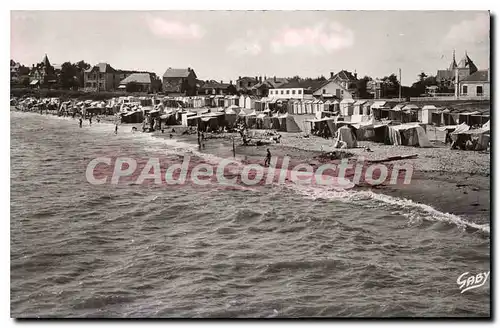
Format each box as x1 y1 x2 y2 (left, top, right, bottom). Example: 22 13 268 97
74 60 91 88
418 72 428 82
21 77 30 87
356 75 373 99
60 62 78 90
411 72 437 97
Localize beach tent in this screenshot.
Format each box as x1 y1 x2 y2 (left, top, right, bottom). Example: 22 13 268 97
271 116 281 130
277 113 302 132
333 125 358 149
483 120 490 131
181 112 197 126
450 126 490 151
388 123 432 147
262 116 272 129
121 111 143 124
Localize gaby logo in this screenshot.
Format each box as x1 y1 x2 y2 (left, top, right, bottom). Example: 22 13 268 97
457 271 490 294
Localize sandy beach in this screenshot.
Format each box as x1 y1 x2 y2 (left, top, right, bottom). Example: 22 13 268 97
152 125 490 225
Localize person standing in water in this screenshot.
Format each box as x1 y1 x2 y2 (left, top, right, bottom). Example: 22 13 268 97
115 124 118 135
79 117 83 128
264 148 271 167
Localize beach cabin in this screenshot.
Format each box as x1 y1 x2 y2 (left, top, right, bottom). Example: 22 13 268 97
401 104 419 123
291 100 299 114
332 100 340 112
239 95 246 108
421 105 439 125
353 100 366 115
244 95 258 109
304 100 313 114
340 99 355 116
389 104 404 122
323 100 332 112
362 101 372 116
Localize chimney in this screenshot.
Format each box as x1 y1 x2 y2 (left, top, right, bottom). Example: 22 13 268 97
274 76 276 82
259 76 262 83
220 80 223 84
330 72 334 79
188 67 191 71
354 72 358 79
255 76 258 82
230 80 232 85
239 76 242 80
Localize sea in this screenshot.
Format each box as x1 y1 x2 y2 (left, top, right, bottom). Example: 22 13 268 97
10 111 490 318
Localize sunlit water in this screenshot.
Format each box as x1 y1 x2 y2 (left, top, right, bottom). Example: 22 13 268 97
10 111 490 318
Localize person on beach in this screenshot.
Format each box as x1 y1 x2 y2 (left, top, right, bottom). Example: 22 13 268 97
97 117 100 123
79 117 83 128
264 148 271 167
115 124 118 135
89 116 92 126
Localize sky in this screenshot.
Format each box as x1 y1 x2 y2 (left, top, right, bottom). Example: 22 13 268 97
11 10 490 86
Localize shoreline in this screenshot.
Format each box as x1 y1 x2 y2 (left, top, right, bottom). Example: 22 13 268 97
154 125 490 225
11 109 490 225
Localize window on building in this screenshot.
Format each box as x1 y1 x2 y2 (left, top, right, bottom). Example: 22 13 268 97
477 86 483 96
286 90 290 95
270 90 273 95
281 90 284 95
462 85 468 95
292 90 296 95
298 90 302 94
323 89 326 94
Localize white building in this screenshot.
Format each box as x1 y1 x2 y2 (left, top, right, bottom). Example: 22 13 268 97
269 79 352 100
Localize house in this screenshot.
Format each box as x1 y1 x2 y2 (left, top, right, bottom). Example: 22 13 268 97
198 80 237 96
436 51 478 92
425 85 439 96
162 67 197 96
236 76 260 94
458 70 490 97
312 79 352 100
10 60 21 82
84 63 117 91
118 73 152 92
330 70 359 97
269 80 327 100
29 54 57 87
251 76 289 97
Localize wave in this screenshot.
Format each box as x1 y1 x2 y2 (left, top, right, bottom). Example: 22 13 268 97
287 184 490 234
